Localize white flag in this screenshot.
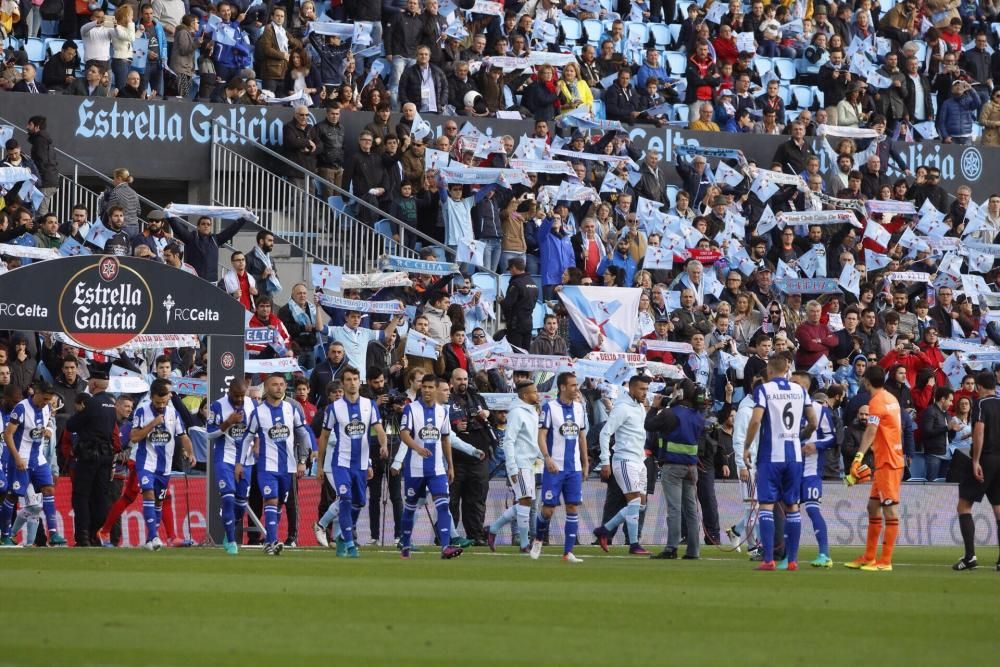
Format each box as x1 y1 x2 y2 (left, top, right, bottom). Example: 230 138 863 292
839 262 861 296
864 221 891 248
557 285 643 353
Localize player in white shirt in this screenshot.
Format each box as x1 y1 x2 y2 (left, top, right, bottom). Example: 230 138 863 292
729 376 762 555
594 375 652 556
246 374 311 556
743 357 817 571
315 367 388 557
486 380 543 554
398 374 462 559
207 379 256 555
532 373 589 563
0 383 66 547
131 379 195 551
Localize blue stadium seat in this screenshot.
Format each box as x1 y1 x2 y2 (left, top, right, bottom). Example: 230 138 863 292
74 39 86 61
813 87 825 107
668 24 682 50
664 51 687 75
471 272 498 296
626 22 649 45
650 24 672 49
583 19 603 45
499 273 511 296
778 84 792 106
772 57 797 82
46 39 63 58
599 0 614 14
754 57 773 77
674 105 689 124
677 1 693 21
790 84 813 109
562 17 583 43
24 38 46 64
592 99 605 119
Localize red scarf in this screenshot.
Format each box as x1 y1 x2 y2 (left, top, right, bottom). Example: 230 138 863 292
544 78 561 111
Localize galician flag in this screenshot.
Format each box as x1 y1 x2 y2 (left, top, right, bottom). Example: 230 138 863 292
557 285 643 353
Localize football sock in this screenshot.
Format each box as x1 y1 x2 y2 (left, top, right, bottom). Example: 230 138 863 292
221 493 236 543
805 502 829 555
625 498 641 545
234 497 247 524
338 496 354 546
318 501 339 530
516 504 530 549
564 513 578 555
13 505 41 544
785 511 801 563
263 504 278 544
0 498 15 537
605 505 628 533
863 516 883 562
959 513 976 560
161 493 176 540
434 497 452 548
535 513 550 543
400 503 416 549
142 500 157 542
489 505 517 534
759 509 774 562
155 506 163 538
880 518 899 564
41 494 57 533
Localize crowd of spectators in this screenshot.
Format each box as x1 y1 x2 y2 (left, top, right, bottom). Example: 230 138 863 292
4 1 1000 144
4 0 1000 551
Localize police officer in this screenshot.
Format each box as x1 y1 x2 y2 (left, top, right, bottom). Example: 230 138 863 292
66 369 118 547
646 380 706 560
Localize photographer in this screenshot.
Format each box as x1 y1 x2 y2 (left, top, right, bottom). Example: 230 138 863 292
698 384 734 546
646 380 707 560
361 367 404 546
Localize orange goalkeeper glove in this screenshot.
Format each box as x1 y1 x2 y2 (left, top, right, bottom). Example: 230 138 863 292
845 453 872 486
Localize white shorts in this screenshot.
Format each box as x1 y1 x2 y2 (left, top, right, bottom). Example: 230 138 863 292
510 467 536 501
613 459 647 495
740 469 757 502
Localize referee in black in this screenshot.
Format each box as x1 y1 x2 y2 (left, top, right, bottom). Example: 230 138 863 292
953 370 1000 571
65 369 118 547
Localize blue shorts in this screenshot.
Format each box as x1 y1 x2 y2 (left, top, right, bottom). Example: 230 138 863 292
138 470 170 500
332 466 368 507
8 463 54 496
403 473 449 502
801 475 823 504
257 468 292 501
756 460 802 506
0 464 7 494
216 461 253 499
540 469 583 507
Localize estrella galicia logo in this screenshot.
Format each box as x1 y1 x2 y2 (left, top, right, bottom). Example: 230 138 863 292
148 429 172 445
58 257 153 349
268 424 291 440
418 426 440 441
961 147 983 181
229 423 247 440
559 422 579 437
345 419 367 437
30 426 45 441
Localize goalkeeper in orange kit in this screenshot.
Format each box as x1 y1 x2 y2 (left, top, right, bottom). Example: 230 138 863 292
844 367 904 572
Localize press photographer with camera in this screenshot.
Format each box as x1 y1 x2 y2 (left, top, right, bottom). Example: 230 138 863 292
646 380 707 560
361 367 404 545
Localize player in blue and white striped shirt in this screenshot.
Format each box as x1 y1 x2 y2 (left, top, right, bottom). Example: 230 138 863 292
744 357 817 571
0 382 66 547
131 379 195 551
532 372 589 563
315 367 388 558
247 374 310 556
207 379 256 556
398 374 462 559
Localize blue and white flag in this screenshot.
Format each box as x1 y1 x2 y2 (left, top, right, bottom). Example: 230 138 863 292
865 248 892 270
405 329 440 359
59 237 91 257
600 170 627 194
311 263 344 290
308 21 355 38
643 245 674 269
0 166 31 186
713 161 745 188
380 255 459 275
163 204 258 223
363 59 388 91
604 357 633 385
457 238 485 267
557 285 643 352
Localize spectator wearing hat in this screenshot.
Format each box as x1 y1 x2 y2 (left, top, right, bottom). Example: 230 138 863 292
642 316 677 364
938 80 983 145
131 210 170 258
500 258 538 350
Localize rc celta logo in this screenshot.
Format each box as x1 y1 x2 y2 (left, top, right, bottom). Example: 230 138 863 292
58 256 153 349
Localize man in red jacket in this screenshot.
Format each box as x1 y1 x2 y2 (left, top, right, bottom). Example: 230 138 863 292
795 300 839 369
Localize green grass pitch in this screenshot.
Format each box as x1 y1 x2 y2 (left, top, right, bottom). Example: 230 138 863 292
1 545 997 666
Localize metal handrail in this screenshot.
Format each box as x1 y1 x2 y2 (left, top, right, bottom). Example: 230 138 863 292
0 114 238 281
211 140 417 274
210 118 501 278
